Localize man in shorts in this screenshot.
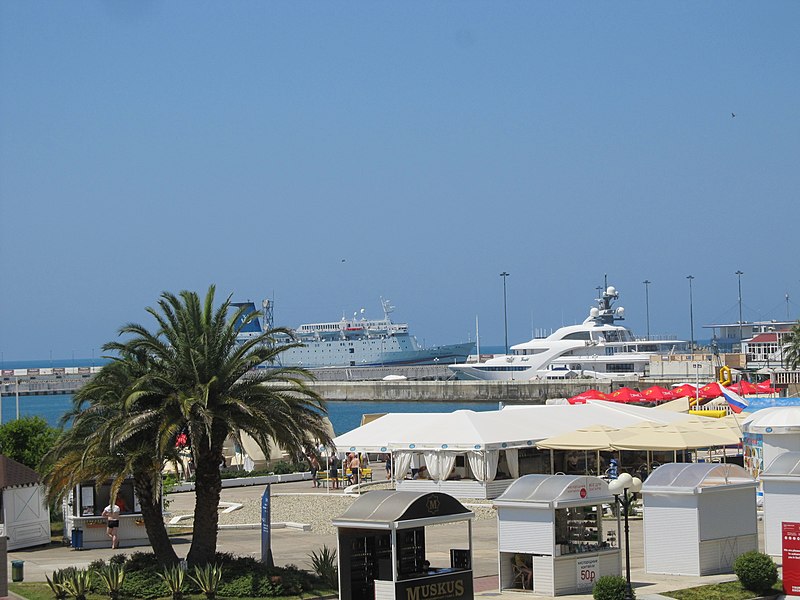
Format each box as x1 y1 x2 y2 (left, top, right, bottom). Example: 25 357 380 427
102 495 122 549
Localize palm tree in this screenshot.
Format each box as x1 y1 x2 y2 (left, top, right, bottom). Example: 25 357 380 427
783 321 800 370
112 286 332 565
43 349 180 565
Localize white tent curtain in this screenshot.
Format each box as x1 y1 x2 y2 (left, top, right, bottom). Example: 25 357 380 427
392 451 414 483
505 449 520 479
423 451 458 481
467 450 500 482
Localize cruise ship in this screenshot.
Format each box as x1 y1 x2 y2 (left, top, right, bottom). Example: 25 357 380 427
234 299 474 368
449 285 684 381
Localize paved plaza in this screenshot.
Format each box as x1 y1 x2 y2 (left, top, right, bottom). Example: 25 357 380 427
5 480 782 600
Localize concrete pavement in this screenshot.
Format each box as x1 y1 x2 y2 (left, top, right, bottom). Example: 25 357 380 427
6 480 779 600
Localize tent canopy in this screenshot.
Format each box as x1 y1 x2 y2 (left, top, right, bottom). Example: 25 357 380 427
332 401 695 453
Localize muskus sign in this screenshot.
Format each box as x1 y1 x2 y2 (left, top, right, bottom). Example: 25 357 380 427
395 572 473 600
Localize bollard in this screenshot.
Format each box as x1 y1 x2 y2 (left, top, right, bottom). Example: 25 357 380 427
11 560 24 582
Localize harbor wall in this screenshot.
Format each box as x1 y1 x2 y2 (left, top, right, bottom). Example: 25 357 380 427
306 379 642 404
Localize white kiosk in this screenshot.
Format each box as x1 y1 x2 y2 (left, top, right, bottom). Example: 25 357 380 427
742 407 800 480
493 474 620 596
761 452 800 556
641 463 757 576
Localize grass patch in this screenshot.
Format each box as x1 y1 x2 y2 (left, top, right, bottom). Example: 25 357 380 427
9 582 337 600
661 579 784 600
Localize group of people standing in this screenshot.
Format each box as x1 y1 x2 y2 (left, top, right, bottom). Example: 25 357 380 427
308 451 378 488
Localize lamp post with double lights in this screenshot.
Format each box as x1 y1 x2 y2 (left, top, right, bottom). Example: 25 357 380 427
642 279 651 339
686 275 695 352
736 270 744 350
608 472 643 600
500 271 510 354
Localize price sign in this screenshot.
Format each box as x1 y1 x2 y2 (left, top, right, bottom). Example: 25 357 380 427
783 521 800 595
576 556 599 592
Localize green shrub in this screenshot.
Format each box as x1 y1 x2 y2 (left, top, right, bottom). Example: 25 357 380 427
734 551 778 594
122 567 169 599
96 563 126 600
592 575 633 600
188 563 223 600
309 545 339 590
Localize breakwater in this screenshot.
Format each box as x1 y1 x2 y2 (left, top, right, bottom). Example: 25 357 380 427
306 379 641 404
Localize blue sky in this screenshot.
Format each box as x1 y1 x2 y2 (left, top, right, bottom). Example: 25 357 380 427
2 2 799 361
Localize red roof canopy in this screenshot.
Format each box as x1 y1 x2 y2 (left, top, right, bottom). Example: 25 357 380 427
609 387 645 403
671 383 698 397
727 380 759 395
567 389 608 404
640 385 676 401
698 382 724 399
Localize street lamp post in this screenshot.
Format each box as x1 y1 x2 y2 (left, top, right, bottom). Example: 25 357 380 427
736 270 744 350
608 473 643 600
642 280 651 339
500 272 510 354
686 275 695 352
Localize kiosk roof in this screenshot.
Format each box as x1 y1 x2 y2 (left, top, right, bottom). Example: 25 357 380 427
762 451 800 478
332 490 473 529
642 463 754 494
493 474 614 508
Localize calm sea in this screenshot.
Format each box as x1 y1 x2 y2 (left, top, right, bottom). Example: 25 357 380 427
1 356 502 434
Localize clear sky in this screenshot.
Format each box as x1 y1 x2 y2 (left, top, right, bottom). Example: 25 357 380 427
2 2 799 361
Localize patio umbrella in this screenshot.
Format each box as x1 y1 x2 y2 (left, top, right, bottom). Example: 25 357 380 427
641 385 676 402
671 383 698 398
727 380 759 395
609 387 645 403
756 381 778 394
611 421 740 451
698 382 724 399
535 424 627 451
567 389 608 404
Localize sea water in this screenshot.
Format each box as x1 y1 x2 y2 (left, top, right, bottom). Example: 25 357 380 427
1 357 500 433
2 395 497 435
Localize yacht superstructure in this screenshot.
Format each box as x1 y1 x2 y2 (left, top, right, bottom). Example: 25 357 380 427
449 286 683 381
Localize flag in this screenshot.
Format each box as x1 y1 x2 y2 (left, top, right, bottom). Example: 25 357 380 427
720 386 749 414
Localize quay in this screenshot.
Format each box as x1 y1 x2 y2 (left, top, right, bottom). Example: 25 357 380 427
2 366 644 403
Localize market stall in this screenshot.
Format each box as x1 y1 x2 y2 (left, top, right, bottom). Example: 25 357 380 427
332 490 474 600
760 452 800 556
641 463 757 576
62 479 148 549
493 474 620 596
0 455 51 550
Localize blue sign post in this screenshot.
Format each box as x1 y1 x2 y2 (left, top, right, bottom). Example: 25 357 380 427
261 483 273 567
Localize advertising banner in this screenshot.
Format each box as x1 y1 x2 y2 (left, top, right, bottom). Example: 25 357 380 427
261 483 273 566
783 521 800 595
395 571 473 600
576 556 599 592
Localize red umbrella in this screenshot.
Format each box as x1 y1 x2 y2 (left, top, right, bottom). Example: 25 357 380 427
609 387 645 403
698 382 724 399
641 385 676 402
756 381 778 394
567 389 608 404
671 383 698 397
727 380 758 395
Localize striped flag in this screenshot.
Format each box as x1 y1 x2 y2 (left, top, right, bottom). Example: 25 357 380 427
719 385 749 414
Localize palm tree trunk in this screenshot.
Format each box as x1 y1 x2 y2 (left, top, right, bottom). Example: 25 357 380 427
133 472 179 566
187 442 223 566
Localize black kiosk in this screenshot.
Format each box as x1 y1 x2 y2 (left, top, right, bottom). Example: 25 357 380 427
333 491 475 600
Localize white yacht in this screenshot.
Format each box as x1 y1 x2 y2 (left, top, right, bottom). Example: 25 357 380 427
449 285 684 381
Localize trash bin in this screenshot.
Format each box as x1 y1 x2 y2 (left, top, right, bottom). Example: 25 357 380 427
71 527 83 550
11 560 24 582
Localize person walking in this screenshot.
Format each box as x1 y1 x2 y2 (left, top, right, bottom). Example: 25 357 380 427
309 454 321 488
329 454 340 490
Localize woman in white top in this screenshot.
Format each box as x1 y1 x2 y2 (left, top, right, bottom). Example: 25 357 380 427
101 496 123 549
